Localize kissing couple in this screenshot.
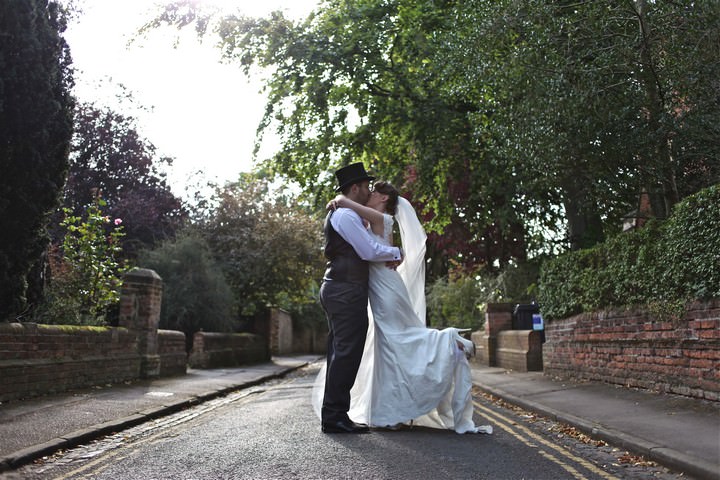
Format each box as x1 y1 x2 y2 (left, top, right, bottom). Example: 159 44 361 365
313 162 493 435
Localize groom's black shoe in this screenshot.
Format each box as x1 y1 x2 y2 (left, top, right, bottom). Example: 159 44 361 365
321 419 370 434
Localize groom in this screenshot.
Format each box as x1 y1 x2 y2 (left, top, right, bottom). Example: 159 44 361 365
319 163 402 434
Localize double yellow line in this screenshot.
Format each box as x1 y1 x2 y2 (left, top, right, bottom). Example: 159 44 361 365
473 399 619 480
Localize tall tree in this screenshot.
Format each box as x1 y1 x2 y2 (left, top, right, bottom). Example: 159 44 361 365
147 0 719 272
62 103 188 258
147 0 527 275
138 232 237 350
442 0 720 248
0 1 74 320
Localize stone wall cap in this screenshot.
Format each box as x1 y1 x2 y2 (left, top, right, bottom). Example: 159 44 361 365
124 268 162 283
0 322 30 333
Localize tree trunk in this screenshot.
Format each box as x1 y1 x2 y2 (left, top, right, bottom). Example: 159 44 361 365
562 176 605 251
635 0 679 215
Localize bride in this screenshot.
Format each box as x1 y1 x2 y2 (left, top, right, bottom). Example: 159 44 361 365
312 181 492 434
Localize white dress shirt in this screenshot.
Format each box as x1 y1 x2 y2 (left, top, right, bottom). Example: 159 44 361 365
330 208 401 262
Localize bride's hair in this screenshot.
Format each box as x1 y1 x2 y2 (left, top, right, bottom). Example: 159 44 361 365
373 181 399 215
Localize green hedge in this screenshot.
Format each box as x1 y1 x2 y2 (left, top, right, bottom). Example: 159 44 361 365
538 184 720 320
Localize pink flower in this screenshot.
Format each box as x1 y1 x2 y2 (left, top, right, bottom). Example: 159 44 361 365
114 218 123 226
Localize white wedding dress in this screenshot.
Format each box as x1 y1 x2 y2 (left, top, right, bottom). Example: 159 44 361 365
312 198 492 434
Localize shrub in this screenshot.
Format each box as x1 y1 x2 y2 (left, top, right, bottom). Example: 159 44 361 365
538 184 720 319
36 198 129 325
425 261 540 330
137 232 237 349
427 272 485 330
662 185 720 300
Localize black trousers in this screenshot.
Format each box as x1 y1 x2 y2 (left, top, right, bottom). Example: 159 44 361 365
319 279 368 423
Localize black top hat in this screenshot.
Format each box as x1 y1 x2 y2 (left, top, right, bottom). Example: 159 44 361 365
334 162 375 192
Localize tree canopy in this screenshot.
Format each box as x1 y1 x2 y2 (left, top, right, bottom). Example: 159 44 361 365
193 176 325 319
146 0 720 277
62 103 188 257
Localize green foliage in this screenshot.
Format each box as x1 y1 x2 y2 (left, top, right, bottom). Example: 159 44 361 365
491 261 541 305
538 185 720 320
662 185 720 300
0 0 75 320
147 0 530 273
148 0 719 280
427 273 484 330
195 176 326 317
138 232 236 341
285 293 326 332
274 280 325 331
427 260 540 329
37 197 129 325
440 0 720 250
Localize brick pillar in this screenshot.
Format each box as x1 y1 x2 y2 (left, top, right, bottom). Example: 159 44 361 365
269 308 292 355
472 303 514 367
119 268 163 378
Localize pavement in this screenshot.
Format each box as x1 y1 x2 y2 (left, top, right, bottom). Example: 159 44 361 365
470 365 719 480
0 356 718 480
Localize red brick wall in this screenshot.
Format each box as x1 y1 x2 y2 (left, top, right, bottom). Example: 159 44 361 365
157 329 187 376
543 300 720 401
188 332 269 369
0 323 140 402
0 323 189 402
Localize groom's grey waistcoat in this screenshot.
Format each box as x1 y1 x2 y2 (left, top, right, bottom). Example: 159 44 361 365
323 211 369 285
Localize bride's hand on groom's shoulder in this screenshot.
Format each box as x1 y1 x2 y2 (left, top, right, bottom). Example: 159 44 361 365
326 194 345 211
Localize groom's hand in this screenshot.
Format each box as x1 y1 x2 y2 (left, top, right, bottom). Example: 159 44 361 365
385 259 401 270
385 249 404 270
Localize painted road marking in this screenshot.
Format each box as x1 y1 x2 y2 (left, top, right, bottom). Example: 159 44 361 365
474 400 618 480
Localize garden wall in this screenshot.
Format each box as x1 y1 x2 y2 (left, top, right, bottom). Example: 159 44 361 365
255 307 327 355
0 269 189 403
0 322 188 402
269 308 292 355
157 329 187 377
0 323 140 402
0 267 323 402
188 332 269 369
291 324 326 355
543 300 720 401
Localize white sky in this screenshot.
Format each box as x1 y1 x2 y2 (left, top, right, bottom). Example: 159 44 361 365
63 0 318 198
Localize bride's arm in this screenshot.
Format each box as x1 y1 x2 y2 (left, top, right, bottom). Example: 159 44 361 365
328 195 385 236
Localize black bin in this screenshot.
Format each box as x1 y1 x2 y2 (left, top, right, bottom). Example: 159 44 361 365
513 302 545 342
513 303 539 329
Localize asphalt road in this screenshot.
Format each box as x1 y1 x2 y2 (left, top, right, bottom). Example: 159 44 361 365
3 364 685 480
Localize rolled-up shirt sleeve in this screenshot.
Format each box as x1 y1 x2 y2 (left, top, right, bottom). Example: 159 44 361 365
331 208 401 262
